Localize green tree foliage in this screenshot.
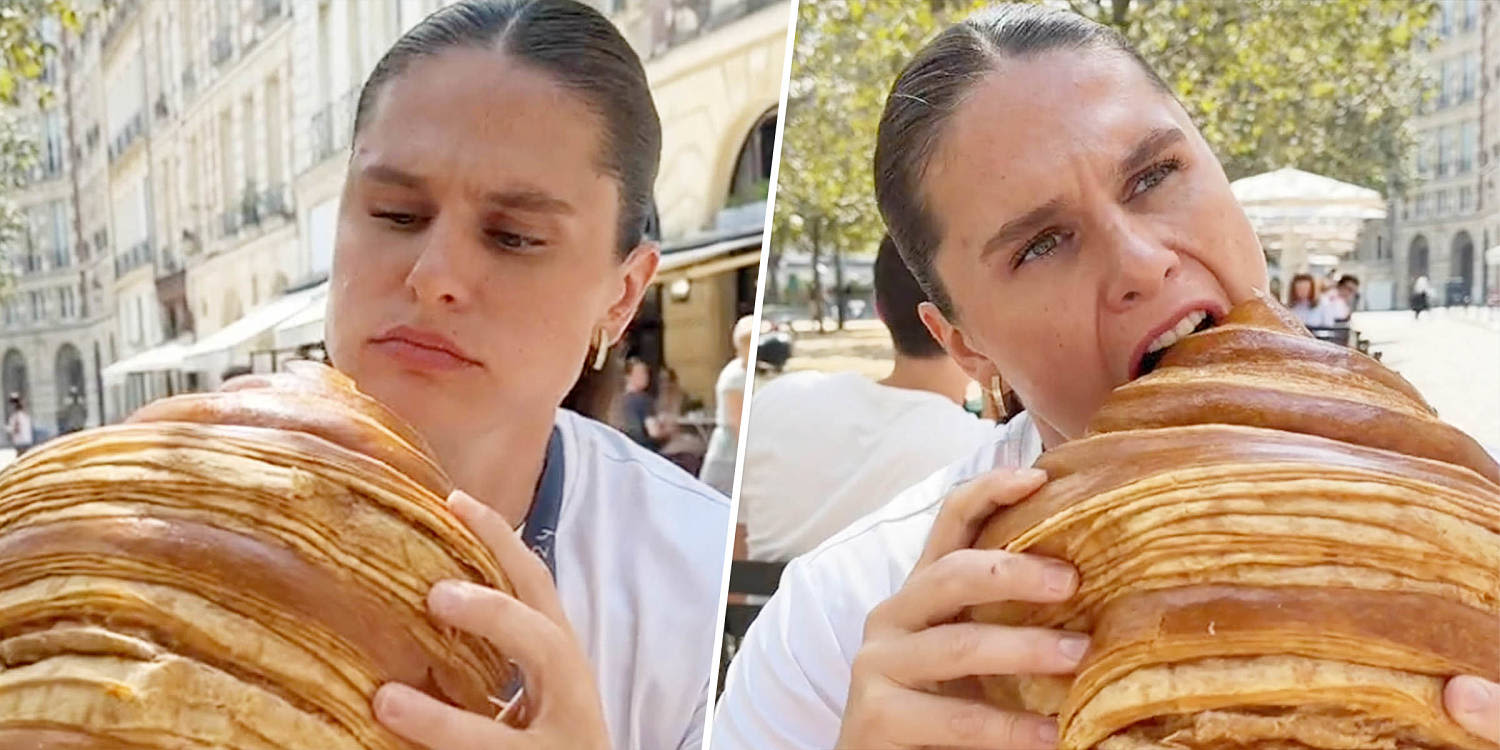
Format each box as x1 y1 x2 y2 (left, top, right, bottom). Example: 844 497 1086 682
773 0 1437 287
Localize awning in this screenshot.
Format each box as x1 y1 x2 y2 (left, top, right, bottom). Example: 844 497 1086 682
183 282 328 374
273 292 329 349
656 230 764 283
101 339 191 381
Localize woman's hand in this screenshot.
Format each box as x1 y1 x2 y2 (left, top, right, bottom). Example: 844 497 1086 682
1446 675 1500 744
836 468 1087 750
373 490 610 750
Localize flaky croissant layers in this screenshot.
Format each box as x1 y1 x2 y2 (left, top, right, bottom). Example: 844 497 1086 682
0 361 516 750
972 296 1500 750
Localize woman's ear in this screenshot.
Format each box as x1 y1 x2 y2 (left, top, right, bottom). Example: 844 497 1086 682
918 300 999 384
600 241 661 343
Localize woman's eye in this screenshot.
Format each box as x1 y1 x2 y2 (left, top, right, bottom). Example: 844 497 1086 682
373 211 422 228
1129 159 1181 198
1013 231 1062 269
490 230 544 251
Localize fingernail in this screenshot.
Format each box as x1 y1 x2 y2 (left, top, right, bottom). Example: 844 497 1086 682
1057 634 1090 663
1018 468 1047 483
447 489 477 512
1043 563 1077 595
374 683 412 721
1037 719 1059 745
1449 675 1496 714
428 580 465 616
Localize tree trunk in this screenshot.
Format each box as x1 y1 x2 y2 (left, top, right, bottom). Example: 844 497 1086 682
766 248 781 304
832 239 847 330
809 218 826 333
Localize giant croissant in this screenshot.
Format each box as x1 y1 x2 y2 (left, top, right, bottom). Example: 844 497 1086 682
0 361 516 749
971 295 1500 750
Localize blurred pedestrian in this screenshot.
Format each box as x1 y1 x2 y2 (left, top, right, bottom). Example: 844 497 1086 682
652 367 705 475
619 357 659 450
59 387 88 434
1413 275 1432 319
699 315 755 495
1287 272 1335 328
1322 274 1359 323
735 236 995 562
6 394 33 456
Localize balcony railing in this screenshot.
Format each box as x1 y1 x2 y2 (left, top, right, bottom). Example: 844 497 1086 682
221 209 241 238
114 240 154 278
654 0 780 57
107 112 146 163
307 89 359 168
259 184 293 219
258 0 284 24
211 29 234 67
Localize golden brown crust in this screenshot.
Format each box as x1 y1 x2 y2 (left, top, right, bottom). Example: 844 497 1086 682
0 363 512 749
969 296 1500 750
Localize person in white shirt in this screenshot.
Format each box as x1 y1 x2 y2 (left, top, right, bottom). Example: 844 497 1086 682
5 394 33 456
700 315 755 495
1320 273 1359 323
735 235 993 562
713 5 1500 748
240 2 729 747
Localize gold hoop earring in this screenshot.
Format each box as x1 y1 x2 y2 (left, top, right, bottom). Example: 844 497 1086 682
990 374 1009 420
591 327 610 371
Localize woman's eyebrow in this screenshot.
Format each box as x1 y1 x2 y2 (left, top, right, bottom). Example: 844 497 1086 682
981 196 1065 261
481 188 576 215
361 163 427 190
1117 127 1186 182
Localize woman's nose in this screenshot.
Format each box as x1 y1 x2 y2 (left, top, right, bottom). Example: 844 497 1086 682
404 217 478 308
1103 223 1179 310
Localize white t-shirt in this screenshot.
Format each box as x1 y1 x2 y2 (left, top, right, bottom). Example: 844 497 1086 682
701 359 747 493
6 410 33 446
737 371 995 561
550 408 729 750
712 411 1041 750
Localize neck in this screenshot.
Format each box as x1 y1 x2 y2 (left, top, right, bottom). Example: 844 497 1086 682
423 410 554 528
877 354 971 405
1034 414 1067 452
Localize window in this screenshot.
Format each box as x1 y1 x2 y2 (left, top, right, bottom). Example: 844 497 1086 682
1460 185 1474 212
1416 193 1429 217
1437 189 1451 215
1440 1 1453 36
30 291 42 321
1463 52 1478 101
50 201 69 268
1439 126 1455 176
1440 59 1454 107
42 111 64 177
1460 121 1477 173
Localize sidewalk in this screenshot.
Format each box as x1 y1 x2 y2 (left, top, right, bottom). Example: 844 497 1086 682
1351 309 1500 449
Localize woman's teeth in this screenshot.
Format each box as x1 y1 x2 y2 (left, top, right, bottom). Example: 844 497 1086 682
1146 310 1209 355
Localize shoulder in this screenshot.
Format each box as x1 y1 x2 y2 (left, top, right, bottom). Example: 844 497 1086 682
555 408 728 511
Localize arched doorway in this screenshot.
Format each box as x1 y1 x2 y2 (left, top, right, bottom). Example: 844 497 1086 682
2 348 29 421
54 343 86 432
1408 234 1430 290
1451 230 1475 305
727 108 777 208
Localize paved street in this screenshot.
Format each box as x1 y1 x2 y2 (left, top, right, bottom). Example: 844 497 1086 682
770 308 1500 449
1351 307 1500 449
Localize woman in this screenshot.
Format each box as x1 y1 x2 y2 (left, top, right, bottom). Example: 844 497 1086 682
712 5 1499 749
699 315 755 495
292 1 728 747
1286 272 1335 328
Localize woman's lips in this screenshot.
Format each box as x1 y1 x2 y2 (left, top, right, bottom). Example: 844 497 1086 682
370 327 481 371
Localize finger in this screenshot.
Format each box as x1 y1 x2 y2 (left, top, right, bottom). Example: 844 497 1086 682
1445 675 1500 743
448 489 569 625
916 468 1047 571
861 623 1089 686
855 690 1058 749
874 549 1077 633
429 580 572 687
374 682 526 750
